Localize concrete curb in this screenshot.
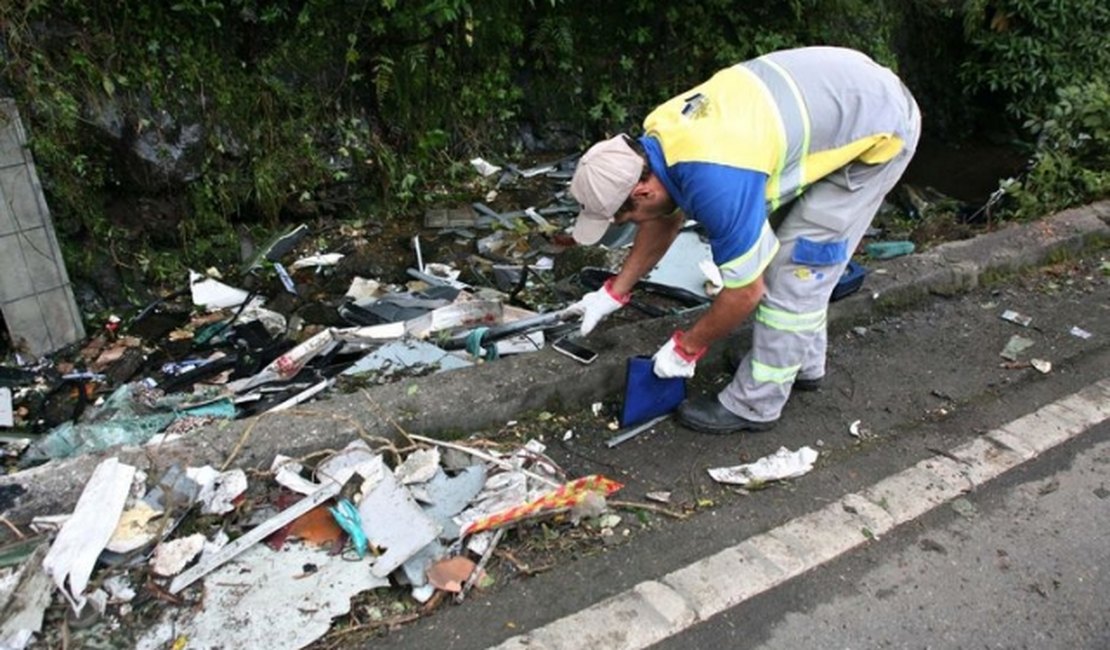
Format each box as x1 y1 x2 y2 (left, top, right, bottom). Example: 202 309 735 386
2 201 1107 520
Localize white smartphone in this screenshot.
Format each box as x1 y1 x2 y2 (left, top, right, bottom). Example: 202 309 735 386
552 337 598 365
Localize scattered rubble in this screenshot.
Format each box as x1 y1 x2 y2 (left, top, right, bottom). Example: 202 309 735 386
0 156 970 648
0 151 908 470
0 157 610 467
1000 309 1033 327
1000 334 1036 361
2 432 623 649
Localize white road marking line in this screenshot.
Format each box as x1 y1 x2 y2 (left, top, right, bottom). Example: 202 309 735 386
491 378 1110 650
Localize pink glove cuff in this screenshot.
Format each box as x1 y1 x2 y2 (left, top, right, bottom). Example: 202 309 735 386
603 278 631 305
672 331 706 363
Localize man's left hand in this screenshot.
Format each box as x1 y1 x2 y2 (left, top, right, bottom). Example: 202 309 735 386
652 331 706 378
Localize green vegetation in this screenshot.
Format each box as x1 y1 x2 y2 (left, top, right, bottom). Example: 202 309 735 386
957 0 1110 220
0 0 1106 291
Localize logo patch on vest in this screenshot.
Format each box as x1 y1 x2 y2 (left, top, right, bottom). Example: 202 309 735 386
681 93 710 119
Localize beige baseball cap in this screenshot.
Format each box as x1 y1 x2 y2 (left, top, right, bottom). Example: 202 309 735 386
569 134 643 244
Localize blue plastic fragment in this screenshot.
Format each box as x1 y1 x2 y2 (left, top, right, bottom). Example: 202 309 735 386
831 260 868 302
329 497 369 559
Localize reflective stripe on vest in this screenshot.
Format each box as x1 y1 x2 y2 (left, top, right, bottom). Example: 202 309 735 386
719 220 780 288
739 57 811 210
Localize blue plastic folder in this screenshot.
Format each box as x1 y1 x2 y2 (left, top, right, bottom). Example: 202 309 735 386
620 356 686 428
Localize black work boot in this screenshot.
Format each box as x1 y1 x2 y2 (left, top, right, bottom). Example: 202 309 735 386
677 395 776 435
792 376 824 391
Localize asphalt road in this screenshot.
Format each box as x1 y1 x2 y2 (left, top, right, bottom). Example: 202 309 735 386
371 251 1109 650
656 422 1110 650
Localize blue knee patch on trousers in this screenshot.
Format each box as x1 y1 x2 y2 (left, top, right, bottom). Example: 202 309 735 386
792 237 849 266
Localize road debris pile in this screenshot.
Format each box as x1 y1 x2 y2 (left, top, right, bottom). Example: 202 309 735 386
0 155 627 468
0 434 623 649
0 136 958 470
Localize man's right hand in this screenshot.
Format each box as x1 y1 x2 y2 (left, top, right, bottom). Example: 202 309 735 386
562 278 630 336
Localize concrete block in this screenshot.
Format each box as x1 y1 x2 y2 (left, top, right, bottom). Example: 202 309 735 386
662 544 781 618
860 465 963 524
0 232 36 300
772 502 870 566
38 286 86 355
948 436 1025 487
525 580 691 649
998 409 1079 454
23 226 68 294
838 492 897 536
0 99 85 357
1056 384 1110 425
0 166 43 232
0 100 27 168
0 187 17 236
742 533 807 578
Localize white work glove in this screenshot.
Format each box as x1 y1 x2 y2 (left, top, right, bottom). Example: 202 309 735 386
563 278 629 336
652 331 706 378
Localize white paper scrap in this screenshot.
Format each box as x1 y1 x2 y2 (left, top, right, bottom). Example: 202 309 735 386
470 157 502 177
708 446 820 486
395 448 441 485
1069 326 1092 339
698 259 724 296
0 387 13 427
198 469 247 515
189 270 250 310
290 253 344 271
271 455 321 496
345 277 382 301
102 575 136 604
151 534 206 577
1000 309 1032 327
42 458 136 612
316 440 384 487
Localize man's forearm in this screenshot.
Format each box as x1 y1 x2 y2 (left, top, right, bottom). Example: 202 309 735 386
610 214 684 295
681 276 765 353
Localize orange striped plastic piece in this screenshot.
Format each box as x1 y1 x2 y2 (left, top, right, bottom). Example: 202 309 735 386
462 475 623 536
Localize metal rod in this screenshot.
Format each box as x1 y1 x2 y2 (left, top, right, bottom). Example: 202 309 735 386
605 414 670 448
413 235 424 273
169 481 342 594
455 527 505 604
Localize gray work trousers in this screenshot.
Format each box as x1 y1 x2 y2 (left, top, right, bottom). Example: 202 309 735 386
718 89 922 422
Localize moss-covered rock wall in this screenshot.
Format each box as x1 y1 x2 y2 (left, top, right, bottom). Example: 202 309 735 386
1 0 1105 295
